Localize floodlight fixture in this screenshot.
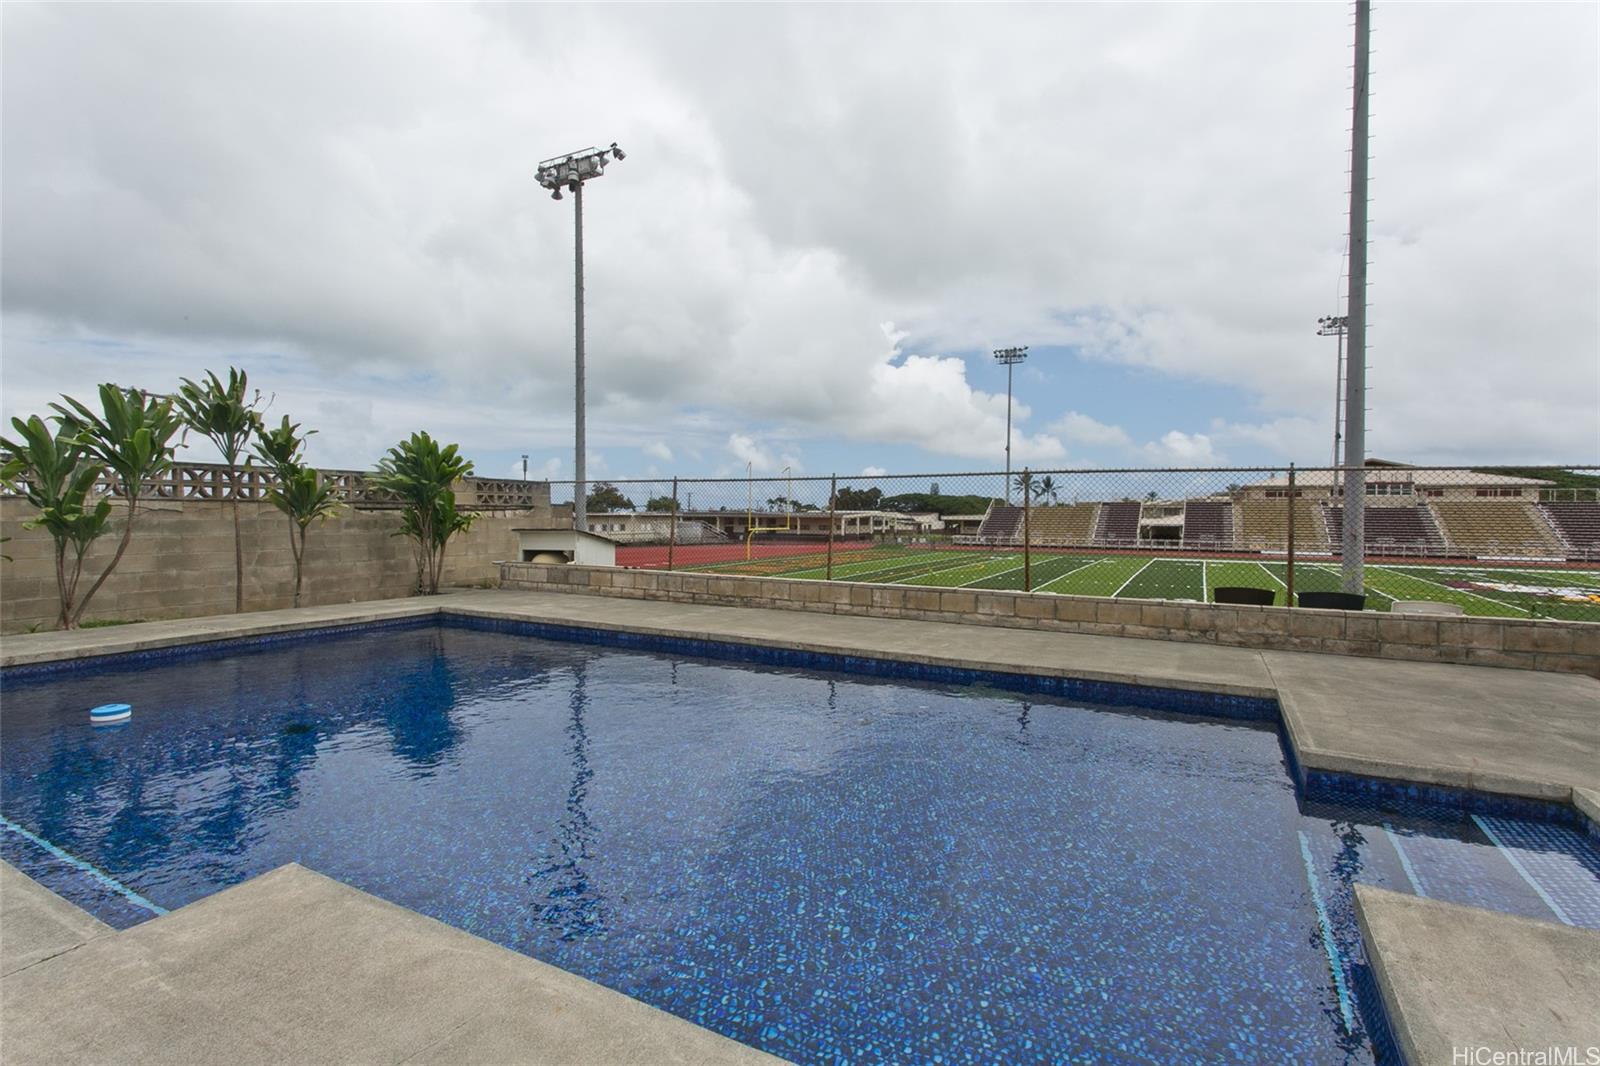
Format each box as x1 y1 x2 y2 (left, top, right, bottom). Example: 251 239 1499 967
993 346 1029 500
539 141 625 533
1317 314 1350 467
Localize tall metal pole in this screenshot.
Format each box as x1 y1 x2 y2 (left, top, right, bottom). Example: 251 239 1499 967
572 180 587 533
993 347 1027 503
826 474 837 582
1021 468 1032 592
1341 0 1371 595
667 477 678 573
1286 463 1297 608
1332 329 1344 468
1005 361 1014 499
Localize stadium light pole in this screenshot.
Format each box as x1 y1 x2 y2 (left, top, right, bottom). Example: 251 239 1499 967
994 346 1028 502
537 142 625 533
1342 0 1371 595
1317 316 1348 468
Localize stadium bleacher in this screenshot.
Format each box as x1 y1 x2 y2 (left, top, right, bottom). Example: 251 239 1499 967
1432 501 1564 558
1094 501 1141 546
976 503 1024 543
1236 499 1327 552
1180 500 1233 550
1027 503 1099 545
1324 504 1446 556
1538 501 1600 558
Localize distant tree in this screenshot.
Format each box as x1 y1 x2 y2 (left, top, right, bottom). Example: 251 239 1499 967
1145 491 1159 501
766 495 819 512
586 483 634 512
174 368 265 613
879 492 997 516
833 486 882 510
644 495 678 513
1033 475 1060 505
1012 472 1034 501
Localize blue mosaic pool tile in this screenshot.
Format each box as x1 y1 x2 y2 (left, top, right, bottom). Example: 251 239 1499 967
441 612 1283 723
1473 816 1600 928
1 615 435 679
1298 768 1580 828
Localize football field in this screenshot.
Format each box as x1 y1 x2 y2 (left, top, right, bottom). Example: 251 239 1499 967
685 544 1600 621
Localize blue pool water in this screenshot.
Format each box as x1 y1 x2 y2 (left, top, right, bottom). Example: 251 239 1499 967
2 620 1597 1065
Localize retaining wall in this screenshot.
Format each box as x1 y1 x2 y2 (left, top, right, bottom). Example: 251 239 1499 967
499 562 1600 676
1 498 549 632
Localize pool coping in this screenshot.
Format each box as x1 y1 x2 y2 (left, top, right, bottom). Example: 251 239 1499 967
1354 884 1600 1066
2 589 1596 829
0 862 783 1065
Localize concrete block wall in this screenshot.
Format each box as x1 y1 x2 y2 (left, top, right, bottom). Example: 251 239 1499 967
1 498 547 632
499 562 1600 677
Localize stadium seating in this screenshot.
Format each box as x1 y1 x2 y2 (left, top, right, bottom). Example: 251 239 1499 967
1181 500 1233 550
1026 503 1099 546
1432 501 1565 558
976 503 1024 543
1093 501 1141 546
1538 501 1600 558
1324 504 1446 556
1236 500 1328 552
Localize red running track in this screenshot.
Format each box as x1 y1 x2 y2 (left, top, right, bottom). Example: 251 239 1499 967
618 541 877 569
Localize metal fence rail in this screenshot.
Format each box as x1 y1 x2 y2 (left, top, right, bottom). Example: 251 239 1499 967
552 464 1600 623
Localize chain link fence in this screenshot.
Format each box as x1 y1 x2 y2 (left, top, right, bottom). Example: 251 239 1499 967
551 465 1600 623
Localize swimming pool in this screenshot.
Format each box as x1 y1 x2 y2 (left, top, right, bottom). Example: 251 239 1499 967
3 619 1596 1064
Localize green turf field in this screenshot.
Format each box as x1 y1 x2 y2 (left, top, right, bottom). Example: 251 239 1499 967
689 545 1600 621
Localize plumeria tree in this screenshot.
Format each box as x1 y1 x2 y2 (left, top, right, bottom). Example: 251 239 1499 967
252 416 340 608
174 368 264 612
45 385 182 628
0 416 114 628
371 432 476 595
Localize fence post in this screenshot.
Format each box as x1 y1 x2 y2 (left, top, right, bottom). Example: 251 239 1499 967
667 477 678 572
1022 468 1032 592
827 474 837 582
1286 463 1296 608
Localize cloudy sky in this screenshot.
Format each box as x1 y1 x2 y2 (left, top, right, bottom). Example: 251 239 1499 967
3 2 1596 485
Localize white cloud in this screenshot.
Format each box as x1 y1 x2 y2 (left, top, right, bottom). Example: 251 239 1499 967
1 3 1593 470
860 465 888 477
643 440 673 462
1052 411 1135 452
1143 430 1221 466
726 432 777 473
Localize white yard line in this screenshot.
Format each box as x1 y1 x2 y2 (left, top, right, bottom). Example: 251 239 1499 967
1367 565 1530 615
891 556 1014 586
1035 557 1115 593
1255 562 1287 589
959 560 1029 588
1112 557 1159 598
1201 558 1208 597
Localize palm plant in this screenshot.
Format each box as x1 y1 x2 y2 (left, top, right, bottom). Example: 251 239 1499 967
174 368 263 612
270 463 343 608
1033 475 1060 505
371 432 475 595
252 417 340 608
47 385 182 628
1012 471 1034 503
0 416 114 628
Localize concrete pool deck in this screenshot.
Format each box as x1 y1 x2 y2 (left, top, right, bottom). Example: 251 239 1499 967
6 589 1594 810
1355 885 1600 1066
3 590 1598 1062
0 862 782 1066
